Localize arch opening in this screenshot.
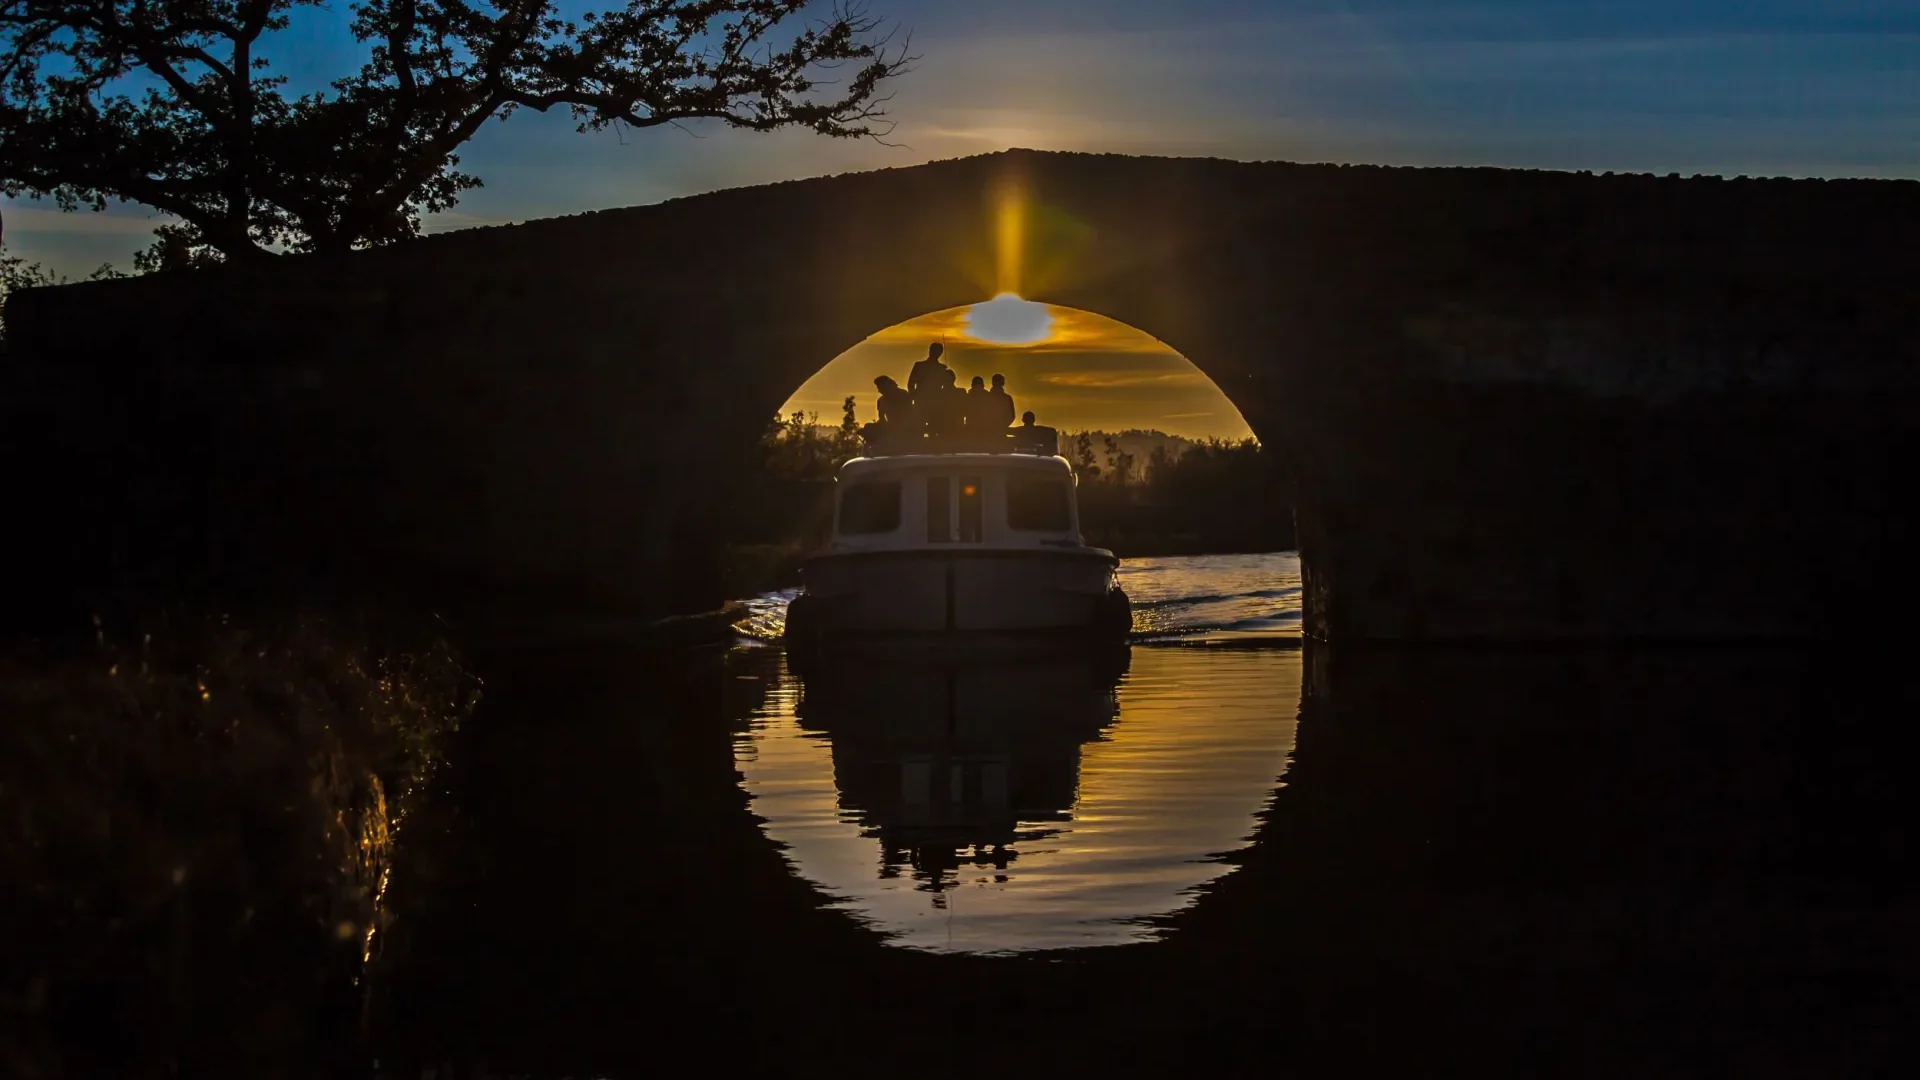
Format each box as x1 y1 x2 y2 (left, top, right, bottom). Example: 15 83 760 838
724 299 1308 955
778 297 1257 443
721 298 1302 642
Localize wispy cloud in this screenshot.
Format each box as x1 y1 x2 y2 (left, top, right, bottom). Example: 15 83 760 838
1040 370 1206 389
864 304 1180 355
2 201 173 236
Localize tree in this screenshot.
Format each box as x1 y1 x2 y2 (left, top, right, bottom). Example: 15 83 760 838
1072 431 1100 482
835 393 861 458
1 0 914 265
1145 442 1176 485
1102 434 1134 487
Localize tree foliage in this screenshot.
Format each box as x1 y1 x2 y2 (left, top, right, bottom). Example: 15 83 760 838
758 395 861 479
1 0 913 264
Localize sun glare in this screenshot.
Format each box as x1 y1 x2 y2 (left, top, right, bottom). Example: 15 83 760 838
994 172 1025 296
965 293 1054 345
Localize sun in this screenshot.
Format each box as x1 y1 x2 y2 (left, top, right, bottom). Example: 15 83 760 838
964 293 1053 345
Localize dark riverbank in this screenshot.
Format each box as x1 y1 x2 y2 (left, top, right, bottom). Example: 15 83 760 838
7 609 1914 1076
0 610 479 1078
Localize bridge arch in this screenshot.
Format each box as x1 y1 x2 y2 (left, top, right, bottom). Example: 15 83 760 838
6 149 1911 641
772 299 1258 444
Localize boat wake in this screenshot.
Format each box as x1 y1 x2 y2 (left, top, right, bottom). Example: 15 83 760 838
733 552 1303 645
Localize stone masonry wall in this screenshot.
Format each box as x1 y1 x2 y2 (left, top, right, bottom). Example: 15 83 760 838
5 151 1915 640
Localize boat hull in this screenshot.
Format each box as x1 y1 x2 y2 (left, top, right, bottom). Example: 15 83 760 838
789 548 1130 639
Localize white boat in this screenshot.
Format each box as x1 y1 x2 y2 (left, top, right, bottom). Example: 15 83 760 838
784 441 1131 645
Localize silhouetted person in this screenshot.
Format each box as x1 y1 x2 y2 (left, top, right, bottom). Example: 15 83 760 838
1017 410 1058 455
925 367 965 441
907 342 950 399
964 375 1001 447
874 375 911 425
989 374 1016 429
865 374 915 451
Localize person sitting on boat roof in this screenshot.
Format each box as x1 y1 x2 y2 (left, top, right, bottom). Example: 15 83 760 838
906 342 950 399
1016 410 1059 455
863 374 916 452
874 375 912 425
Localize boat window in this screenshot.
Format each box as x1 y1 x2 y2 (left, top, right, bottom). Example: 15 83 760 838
838 481 901 535
926 476 952 543
1006 475 1072 532
958 476 983 542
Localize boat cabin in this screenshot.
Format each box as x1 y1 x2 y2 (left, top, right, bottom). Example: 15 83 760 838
829 453 1084 552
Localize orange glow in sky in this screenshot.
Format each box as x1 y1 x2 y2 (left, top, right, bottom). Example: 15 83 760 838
779 303 1256 440
994 175 1025 296
781 160 1251 439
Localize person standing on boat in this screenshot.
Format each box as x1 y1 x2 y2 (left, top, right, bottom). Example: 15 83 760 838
907 342 950 399
989 374 1017 429
925 367 966 443
964 376 1001 447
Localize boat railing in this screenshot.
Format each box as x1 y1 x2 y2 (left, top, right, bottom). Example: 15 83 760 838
861 425 1059 458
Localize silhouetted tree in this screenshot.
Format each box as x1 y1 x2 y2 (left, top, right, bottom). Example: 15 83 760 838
1072 431 1100 481
1102 434 1134 487
1 0 915 265
760 404 862 480
1145 442 1175 485
835 393 861 458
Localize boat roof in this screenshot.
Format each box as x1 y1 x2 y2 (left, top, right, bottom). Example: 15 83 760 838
837 453 1074 480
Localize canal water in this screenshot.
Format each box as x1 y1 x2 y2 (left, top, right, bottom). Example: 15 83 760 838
731 553 1306 953
374 551 1917 1076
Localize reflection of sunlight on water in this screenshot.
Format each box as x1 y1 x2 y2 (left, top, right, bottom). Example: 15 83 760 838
733 645 1301 954
732 553 1303 644
733 587 800 640
1118 554 1304 641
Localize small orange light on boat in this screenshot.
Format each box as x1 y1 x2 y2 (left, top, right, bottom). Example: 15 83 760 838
962 484 977 496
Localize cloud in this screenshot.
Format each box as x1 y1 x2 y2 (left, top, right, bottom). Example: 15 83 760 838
864 304 1180 355
1039 370 1206 389
2 201 173 236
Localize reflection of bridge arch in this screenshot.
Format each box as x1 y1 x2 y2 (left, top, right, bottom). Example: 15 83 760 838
10 150 1916 639
381 640 1908 1071
794 645 1125 897
740 642 1298 953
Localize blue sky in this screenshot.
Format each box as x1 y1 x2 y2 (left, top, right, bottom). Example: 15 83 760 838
6 0 1916 277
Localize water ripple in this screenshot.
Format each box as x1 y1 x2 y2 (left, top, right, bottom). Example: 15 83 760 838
733 552 1303 644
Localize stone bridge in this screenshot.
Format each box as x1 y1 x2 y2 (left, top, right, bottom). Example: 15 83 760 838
6 150 1917 640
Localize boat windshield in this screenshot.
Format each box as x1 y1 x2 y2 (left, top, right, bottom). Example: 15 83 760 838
1006 475 1072 532
839 481 901 534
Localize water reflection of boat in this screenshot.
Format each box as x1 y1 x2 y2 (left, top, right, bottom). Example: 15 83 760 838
794 645 1127 894
784 449 1132 650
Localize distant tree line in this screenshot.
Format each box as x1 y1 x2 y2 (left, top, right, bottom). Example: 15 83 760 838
1065 431 1294 556
758 396 864 480
723 412 1294 592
